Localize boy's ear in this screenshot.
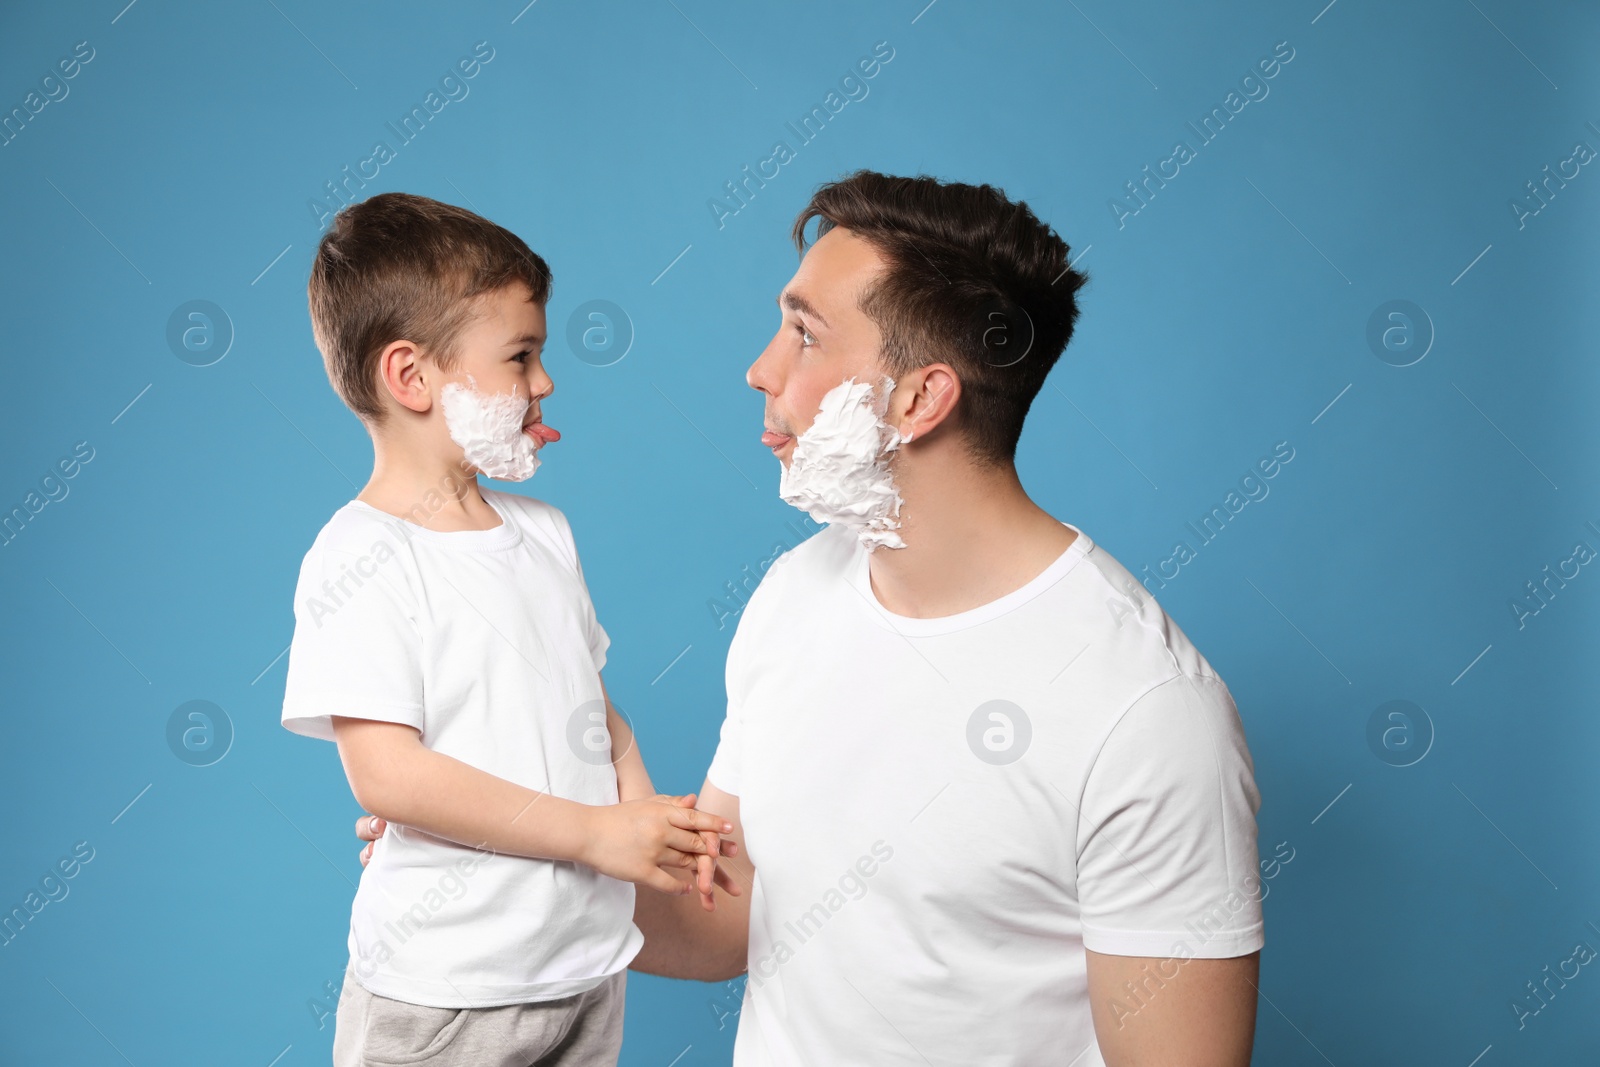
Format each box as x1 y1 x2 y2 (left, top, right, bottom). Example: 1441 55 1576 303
377 340 434 416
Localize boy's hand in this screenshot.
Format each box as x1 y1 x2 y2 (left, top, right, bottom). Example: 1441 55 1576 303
579 795 732 896
353 804 742 908
667 794 744 912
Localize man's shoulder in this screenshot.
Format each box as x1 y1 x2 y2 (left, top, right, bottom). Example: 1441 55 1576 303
1065 535 1226 697
725 522 852 638
747 522 857 607
771 520 856 576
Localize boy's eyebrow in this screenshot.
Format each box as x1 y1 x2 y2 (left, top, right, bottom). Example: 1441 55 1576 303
504 332 545 346
778 290 830 330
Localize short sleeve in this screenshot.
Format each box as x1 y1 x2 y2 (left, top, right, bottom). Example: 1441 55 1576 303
1075 673 1264 959
571 547 609 673
280 535 426 742
705 608 755 795
546 505 610 673
705 691 743 797
705 545 798 798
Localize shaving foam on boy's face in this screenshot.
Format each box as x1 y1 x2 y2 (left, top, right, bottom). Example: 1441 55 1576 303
439 374 558 482
776 375 907 551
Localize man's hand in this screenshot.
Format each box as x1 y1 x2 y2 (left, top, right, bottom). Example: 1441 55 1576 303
356 812 386 866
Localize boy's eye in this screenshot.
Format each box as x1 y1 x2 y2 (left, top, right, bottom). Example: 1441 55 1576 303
512 351 530 363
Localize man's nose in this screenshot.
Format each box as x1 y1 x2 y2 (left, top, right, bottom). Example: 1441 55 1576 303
747 335 781 394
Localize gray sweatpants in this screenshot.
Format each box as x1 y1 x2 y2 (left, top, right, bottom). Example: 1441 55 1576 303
332 961 626 1066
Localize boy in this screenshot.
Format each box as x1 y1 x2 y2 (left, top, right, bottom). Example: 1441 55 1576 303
280 192 736 1066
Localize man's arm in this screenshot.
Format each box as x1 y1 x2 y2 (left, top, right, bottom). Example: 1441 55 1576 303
329 716 727 895
629 776 753 982
1086 949 1259 1066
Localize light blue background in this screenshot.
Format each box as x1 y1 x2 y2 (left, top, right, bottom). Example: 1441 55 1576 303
2 1 1595 1063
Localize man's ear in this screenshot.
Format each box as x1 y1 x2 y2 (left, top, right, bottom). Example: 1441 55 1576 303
377 340 433 416
896 364 961 442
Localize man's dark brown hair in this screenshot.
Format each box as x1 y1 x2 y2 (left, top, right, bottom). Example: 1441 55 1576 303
308 192 552 425
792 170 1089 465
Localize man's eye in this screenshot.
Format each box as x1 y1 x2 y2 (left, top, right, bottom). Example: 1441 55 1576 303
798 327 816 348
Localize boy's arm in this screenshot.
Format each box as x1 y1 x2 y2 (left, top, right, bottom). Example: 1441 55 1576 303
329 716 729 895
599 677 733 906
602 677 654 803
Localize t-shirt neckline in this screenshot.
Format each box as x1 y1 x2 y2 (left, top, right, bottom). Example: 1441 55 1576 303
347 491 522 550
847 521 1092 636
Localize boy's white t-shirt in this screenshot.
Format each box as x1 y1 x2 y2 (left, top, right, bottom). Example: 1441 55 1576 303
280 488 642 1008
707 521 1265 1066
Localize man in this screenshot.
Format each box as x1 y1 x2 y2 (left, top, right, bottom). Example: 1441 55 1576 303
361 171 1265 1065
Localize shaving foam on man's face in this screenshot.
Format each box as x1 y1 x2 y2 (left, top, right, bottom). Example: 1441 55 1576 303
776 375 907 551
440 374 560 482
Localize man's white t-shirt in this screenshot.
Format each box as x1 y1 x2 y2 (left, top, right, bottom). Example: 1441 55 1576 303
280 488 642 1007
707 521 1265 1066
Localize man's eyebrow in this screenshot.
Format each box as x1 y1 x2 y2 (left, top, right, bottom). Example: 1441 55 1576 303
778 291 830 330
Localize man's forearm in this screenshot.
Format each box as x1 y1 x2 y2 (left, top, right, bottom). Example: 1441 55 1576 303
631 777 753 980
630 873 751 981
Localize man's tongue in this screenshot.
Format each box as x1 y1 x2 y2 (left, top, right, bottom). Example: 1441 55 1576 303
526 422 561 444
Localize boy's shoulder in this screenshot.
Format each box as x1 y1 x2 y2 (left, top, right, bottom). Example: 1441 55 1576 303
302 500 413 560
483 487 562 526
296 491 580 571
483 488 576 555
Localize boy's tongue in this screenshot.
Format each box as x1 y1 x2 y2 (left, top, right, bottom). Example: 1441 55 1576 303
526 421 560 444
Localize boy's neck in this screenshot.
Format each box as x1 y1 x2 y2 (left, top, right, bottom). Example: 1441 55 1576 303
358 426 500 532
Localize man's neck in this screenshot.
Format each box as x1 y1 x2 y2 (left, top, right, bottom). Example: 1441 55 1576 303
863 450 1078 620
358 427 498 532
